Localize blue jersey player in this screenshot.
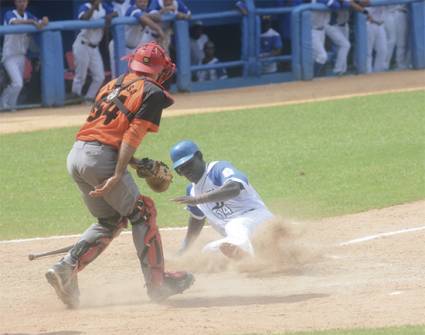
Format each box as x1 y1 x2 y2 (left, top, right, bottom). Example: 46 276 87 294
170 140 274 260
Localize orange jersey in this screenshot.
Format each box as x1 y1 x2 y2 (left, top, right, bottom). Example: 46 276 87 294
77 73 173 149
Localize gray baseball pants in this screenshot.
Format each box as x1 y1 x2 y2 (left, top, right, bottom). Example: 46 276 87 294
62 140 149 270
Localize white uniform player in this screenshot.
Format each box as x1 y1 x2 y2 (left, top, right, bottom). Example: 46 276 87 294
146 0 191 54
170 140 273 259
108 0 142 78
260 16 283 74
325 10 351 74
111 0 132 17
0 0 48 110
72 1 113 101
196 41 228 82
384 5 409 70
365 6 387 73
311 0 331 67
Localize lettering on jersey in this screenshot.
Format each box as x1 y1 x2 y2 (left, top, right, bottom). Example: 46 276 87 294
212 201 233 219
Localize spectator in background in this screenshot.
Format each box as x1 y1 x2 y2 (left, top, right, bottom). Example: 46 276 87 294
109 0 164 78
190 21 209 67
0 0 48 111
197 41 228 82
259 16 282 74
147 0 191 54
71 0 116 102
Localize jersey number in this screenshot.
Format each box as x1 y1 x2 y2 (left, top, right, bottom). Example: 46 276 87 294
212 202 233 219
87 94 127 125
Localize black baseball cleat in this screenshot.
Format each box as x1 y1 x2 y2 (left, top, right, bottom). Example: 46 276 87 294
45 261 80 309
148 271 195 303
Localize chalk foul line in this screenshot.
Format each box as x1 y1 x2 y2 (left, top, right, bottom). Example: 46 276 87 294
338 225 425 246
0 226 189 245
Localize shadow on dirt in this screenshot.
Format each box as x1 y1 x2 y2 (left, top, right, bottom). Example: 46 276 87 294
2 332 82 335
165 293 329 308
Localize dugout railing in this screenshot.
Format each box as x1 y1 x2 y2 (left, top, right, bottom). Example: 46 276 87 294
0 0 423 108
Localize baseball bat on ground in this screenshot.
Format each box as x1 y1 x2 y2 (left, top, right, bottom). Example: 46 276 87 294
28 244 74 261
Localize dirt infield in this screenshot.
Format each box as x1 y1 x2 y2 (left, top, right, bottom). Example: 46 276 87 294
0 70 424 134
1 201 424 335
1 71 425 335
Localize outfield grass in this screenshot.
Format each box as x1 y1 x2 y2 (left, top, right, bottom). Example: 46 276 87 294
262 325 425 335
0 90 424 239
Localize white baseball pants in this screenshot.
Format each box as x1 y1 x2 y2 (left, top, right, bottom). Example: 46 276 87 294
325 24 350 74
312 28 327 65
367 22 387 73
202 209 274 256
72 38 105 100
109 40 134 79
0 55 25 109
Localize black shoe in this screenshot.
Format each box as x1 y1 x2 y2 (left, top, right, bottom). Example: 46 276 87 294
45 261 80 309
148 271 195 302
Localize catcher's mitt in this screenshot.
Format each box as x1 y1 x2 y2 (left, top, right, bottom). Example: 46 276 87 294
130 158 173 193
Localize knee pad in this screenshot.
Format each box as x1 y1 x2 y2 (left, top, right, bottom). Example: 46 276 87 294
129 195 164 288
73 217 127 272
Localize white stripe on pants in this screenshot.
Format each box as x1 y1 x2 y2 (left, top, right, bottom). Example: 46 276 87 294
72 38 105 99
1 55 25 108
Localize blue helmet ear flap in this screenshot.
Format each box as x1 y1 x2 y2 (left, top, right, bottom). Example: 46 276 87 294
170 140 200 170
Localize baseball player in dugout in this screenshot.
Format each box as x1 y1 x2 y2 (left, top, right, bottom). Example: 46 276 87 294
0 0 48 111
71 0 116 103
45 42 194 309
170 140 274 260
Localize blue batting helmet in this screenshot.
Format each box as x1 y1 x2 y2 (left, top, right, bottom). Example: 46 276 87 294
170 140 200 169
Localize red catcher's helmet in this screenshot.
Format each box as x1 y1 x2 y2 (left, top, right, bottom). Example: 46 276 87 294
122 42 175 84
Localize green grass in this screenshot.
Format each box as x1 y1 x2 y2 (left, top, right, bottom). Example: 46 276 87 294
0 90 424 239
254 325 425 335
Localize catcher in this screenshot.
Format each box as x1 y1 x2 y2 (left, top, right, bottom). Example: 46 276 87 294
170 140 274 259
45 42 194 309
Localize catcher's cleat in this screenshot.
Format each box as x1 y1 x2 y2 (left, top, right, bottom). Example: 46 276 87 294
219 242 249 260
45 261 80 309
148 271 195 303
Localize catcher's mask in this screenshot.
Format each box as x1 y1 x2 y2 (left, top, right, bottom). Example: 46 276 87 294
170 140 200 170
122 42 175 84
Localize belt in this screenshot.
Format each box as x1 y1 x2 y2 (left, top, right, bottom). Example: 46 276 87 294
313 27 324 31
397 8 407 13
369 20 383 26
81 40 98 48
337 23 347 27
83 140 103 146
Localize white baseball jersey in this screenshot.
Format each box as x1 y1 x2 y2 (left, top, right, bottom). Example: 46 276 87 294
2 9 39 61
368 6 385 24
185 161 270 234
77 2 111 46
113 0 132 17
197 57 228 81
311 0 331 29
125 5 148 49
260 28 283 73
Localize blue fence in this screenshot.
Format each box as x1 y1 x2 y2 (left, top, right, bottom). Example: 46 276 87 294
0 0 424 108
